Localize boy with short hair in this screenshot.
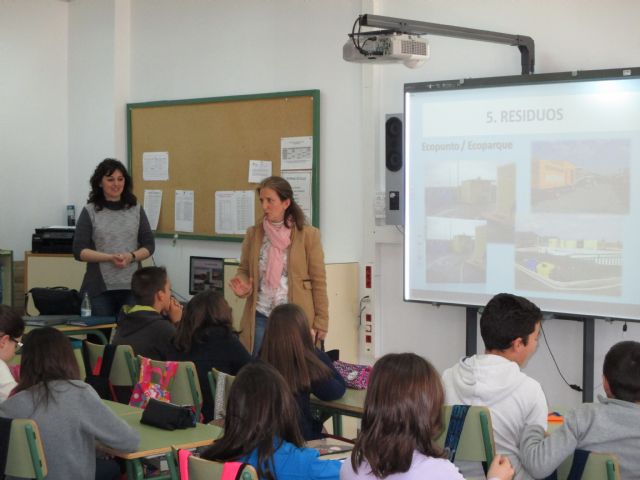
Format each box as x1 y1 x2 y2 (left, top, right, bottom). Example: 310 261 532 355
112 266 182 360
442 293 547 480
520 340 640 479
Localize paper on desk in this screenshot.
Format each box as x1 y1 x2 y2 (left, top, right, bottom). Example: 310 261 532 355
143 189 162 230
248 160 272 183
175 190 194 232
215 190 255 235
281 171 312 222
281 136 312 170
142 152 169 181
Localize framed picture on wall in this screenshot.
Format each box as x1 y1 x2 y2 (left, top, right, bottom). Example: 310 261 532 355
189 256 224 295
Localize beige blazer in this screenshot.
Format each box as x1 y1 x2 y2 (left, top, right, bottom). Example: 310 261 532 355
236 222 329 352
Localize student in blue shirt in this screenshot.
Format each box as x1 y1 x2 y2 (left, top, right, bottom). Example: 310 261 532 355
201 361 340 480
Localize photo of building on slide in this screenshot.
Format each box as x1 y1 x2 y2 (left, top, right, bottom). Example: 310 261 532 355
425 217 487 283
515 216 622 296
531 139 630 213
424 159 516 242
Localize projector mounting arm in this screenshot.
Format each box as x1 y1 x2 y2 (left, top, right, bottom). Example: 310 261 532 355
359 14 535 75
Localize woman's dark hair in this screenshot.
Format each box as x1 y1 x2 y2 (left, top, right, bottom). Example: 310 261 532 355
173 290 235 352
258 176 305 230
351 353 445 477
13 327 81 404
260 303 331 394
0 305 25 339
603 340 640 403
201 362 304 480
88 158 137 210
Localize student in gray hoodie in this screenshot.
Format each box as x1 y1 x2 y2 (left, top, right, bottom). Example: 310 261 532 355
0 328 139 480
520 340 640 480
442 293 547 480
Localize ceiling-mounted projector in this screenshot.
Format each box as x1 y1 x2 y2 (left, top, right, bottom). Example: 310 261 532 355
343 33 430 68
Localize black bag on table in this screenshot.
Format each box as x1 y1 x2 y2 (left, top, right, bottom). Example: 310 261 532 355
26 287 81 315
140 398 197 430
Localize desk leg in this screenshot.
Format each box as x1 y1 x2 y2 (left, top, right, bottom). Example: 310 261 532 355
332 413 343 437
125 459 145 480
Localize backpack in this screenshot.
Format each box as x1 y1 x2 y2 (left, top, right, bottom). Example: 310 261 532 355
129 356 178 408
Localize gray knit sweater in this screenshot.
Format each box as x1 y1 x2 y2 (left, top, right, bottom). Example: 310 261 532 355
0 380 139 480
519 395 640 479
73 201 155 297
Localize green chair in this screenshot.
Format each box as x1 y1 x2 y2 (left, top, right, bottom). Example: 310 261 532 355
86 342 138 387
140 357 203 421
434 405 495 464
5 419 48 480
207 368 235 419
84 341 137 386
556 451 620 480
187 455 258 480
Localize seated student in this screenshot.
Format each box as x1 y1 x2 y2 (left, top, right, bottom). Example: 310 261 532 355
0 305 24 402
201 361 341 480
520 340 640 479
441 293 547 480
166 289 251 422
341 352 514 480
112 266 182 360
260 303 345 440
0 327 139 480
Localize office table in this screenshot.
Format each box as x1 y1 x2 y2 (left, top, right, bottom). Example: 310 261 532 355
311 388 366 436
101 401 223 480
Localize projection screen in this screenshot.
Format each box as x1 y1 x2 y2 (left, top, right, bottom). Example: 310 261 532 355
404 67 640 320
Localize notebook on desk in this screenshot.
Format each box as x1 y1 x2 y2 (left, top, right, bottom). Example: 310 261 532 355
23 315 75 327
66 316 116 327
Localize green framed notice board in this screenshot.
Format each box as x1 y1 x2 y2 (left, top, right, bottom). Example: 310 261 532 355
127 89 320 242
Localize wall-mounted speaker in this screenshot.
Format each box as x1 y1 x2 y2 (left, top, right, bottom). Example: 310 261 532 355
385 114 404 225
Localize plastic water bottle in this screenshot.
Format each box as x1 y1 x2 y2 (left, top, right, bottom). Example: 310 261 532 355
81 293 92 317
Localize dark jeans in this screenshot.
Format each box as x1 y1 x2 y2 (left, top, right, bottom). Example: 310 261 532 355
252 311 269 357
90 290 135 316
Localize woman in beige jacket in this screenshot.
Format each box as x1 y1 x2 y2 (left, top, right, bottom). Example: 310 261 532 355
230 176 329 355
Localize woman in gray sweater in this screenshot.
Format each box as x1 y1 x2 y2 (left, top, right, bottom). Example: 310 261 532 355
0 328 139 480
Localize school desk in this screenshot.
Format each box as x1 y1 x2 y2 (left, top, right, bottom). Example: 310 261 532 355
100 401 223 480
25 317 116 344
311 388 366 436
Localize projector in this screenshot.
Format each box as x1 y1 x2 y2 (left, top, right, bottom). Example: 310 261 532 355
343 33 430 68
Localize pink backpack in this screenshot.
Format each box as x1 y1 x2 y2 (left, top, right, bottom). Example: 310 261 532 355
129 357 178 408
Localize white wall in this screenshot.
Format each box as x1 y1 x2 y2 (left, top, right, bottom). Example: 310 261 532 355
0 1 68 259
371 0 640 407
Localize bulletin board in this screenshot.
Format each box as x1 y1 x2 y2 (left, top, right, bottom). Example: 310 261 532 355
127 89 320 242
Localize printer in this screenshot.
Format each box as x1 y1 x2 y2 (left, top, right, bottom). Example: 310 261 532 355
32 226 75 253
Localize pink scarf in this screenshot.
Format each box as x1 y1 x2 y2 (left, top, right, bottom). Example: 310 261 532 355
263 217 292 290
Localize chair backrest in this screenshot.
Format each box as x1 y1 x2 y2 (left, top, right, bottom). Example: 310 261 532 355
188 455 258 480
556 451 620 480
141 357 203 420
434 405 495 463
84 341 137 386
208 368 236 419
5 419 48 479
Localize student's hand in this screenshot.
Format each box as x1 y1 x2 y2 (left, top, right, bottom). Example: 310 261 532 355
229 276 253 297
487 454 514 480
167 296 183 324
